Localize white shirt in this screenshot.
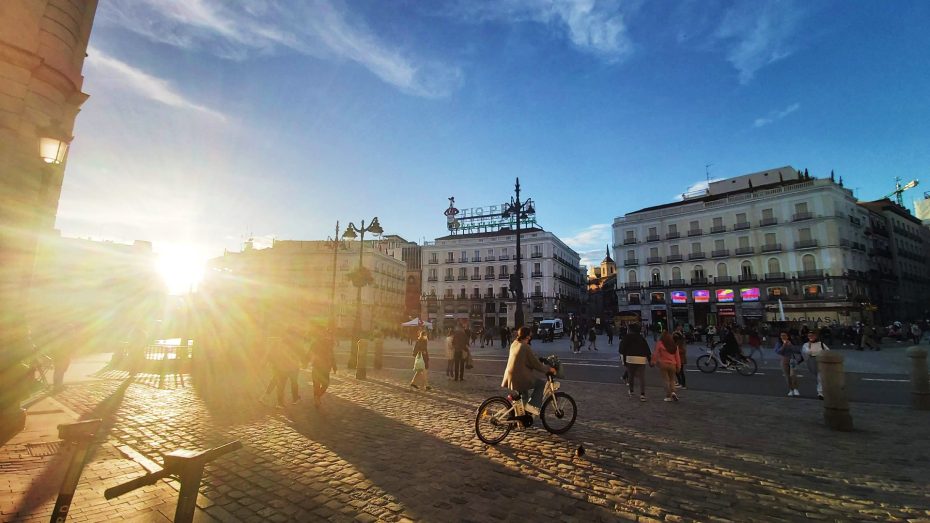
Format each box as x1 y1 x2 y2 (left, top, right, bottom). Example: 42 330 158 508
802 340 829 358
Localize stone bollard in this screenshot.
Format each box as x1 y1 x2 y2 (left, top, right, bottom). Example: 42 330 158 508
819 351 853 431
355 339 369 380
374 337 384 370
906 346 930 410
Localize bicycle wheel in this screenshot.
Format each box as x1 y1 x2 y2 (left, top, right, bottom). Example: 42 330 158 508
696 354 717 373
540 392 577 434
475 397 513 445
736 357 758 376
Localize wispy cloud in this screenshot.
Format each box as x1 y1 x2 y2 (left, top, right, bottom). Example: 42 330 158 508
456 0 637 63
714 0 806 84
98 0 462 98
753 102 800 128
564 223 612 268
86 47 226 120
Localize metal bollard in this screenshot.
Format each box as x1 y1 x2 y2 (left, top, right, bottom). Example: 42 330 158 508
356 339 368 380
819 352 853 431
374 338 384 370
51 419 102 523
907 346 930 410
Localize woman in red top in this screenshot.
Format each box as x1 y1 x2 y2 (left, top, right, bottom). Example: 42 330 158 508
652 331 682 402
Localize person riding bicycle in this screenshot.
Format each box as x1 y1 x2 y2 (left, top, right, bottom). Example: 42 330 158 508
501 326 556 416
719 328 744 368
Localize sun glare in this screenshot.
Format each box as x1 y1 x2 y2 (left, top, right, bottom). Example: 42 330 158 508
157 246 207 295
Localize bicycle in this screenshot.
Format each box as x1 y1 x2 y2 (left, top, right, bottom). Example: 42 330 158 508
475 356 577 445
695 342 757 376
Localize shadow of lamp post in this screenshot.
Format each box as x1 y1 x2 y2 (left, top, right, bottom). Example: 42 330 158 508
342 217 383 369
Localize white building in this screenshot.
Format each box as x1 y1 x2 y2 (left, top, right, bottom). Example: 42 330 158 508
420 228 584 330
612 167 872 328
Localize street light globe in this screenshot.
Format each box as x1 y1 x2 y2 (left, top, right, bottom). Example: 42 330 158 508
39 136 69 164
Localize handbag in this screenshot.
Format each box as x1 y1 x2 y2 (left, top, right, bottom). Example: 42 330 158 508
414 353 425 371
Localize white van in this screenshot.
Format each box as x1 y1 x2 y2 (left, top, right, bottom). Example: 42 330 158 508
538 319 564 338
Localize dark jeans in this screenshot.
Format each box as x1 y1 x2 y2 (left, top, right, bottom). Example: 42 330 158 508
453 351 465 380
626 364 645 395
676 366 686 387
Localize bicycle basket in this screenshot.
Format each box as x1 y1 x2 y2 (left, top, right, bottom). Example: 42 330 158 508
542 355 564 378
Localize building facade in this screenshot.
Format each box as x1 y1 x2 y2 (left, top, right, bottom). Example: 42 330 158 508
203 239 406 339
859 199 930 322
1 0 98 433
586 247 618 324
420 228 584 330
613 168 872 329
381 234 423 321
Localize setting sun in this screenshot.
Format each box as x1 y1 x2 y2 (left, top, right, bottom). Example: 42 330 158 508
157 245 207 295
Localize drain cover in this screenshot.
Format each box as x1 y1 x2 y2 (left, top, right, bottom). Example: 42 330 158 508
26 441 62 457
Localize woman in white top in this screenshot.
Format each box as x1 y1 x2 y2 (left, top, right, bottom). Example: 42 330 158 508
444 329 455 379
801 330 830 400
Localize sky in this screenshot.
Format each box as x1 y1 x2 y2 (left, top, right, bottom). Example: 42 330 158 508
57 0 930 271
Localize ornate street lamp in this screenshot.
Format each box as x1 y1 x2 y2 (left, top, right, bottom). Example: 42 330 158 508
38 136 69 165
501 178 535 330
342 217 383 368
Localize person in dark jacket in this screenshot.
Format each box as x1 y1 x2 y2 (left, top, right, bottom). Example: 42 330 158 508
410 330 430 390
452 325 468 381
620 323 652 401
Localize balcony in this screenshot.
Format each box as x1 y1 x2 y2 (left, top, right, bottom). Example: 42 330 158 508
484 293 494 299
446 258 455 264
428 259 439 264
472 256 481 262
712 249 730 258
625 281 643 289
647 256 663 264
688 252 706 260
691 277 708 285
648 280 665 288
761 243 782 253
427 276 438 282
444 276 454 282
531 291 544 298
623 238 637 245
531 271 543 278
483 274 495 280
688 228 703 237
458 258 468 263
498 292 509 299
485 255 496 261
760 217 778 227
794 239 819 249
798 269 824 279
470 275 482 280
733 222 751 231
623 258 639 267
666 254 683 262
646 235 661 242
710 225 727 234
669 278 686 286
458 295 468 300
499 255 510 260
764 272 786 281
713 276 733 284
666 232 681 239
471 294 481 300
498 274 509 280
457 275 468 281
738 274 758 282
792 212 813 222
531 252 543 258
735 246 754 256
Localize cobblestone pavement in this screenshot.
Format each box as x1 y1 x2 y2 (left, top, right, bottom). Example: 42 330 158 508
8 364 930 522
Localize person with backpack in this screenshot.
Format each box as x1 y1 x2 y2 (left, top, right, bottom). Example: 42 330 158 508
802 330 830 399
620 323 652 401
774 331 802 397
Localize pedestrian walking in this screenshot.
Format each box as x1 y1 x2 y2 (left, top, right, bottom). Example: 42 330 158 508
452 325 468 381
802 330 830 400
620 323 652 401
673 330 687 389
499 326 508 349
747 329 764 363
444 329 454 379
310 332 336 409
269 330 304 407
774 331 801 397
652 331 681 402
587 327 598 351
410 331 431 390
606 323 614 346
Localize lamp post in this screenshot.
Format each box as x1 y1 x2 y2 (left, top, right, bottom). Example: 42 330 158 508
324 221 345 330
342 217 384 368
502 178 535 330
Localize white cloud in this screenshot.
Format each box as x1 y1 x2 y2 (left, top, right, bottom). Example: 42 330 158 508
564 223 612 268
714 0 805 84
85 47 227 121
458 0 636 62
753 102 800 128
98 0 462 98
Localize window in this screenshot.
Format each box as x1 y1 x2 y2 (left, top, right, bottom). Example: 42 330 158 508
670 244 680 255
629 293 641 305
533 262 541 273
628 270 637 283
474 249 480 260
627 249 635 259
767 286 788 299
762 208 774 219
741 261 754 277
445 268 453 279
534 283 541 295
446 251 454 262
429 268 437 279
473 267 480 277
795 202 808 214
648 226 657 236
651 269 661 284
765 232 777 245
668 224 678 234
713 217 723 227
649 247 659 257
459 268 467 278
736 212 747 223
460 250 467 261
738 236 750 248
690 220 699 230
691 242 701 253
714 239 725 250
459 287 466 297
625 230 635 241
802 254 817 271
500 265 508 276
430 253 438 263
799 228 812 241
486 266 494 276
672 267 681 279
767 258 781 273
717 263 728 277
693 265 705 279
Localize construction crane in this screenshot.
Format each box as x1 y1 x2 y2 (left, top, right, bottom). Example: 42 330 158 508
884 177 919 206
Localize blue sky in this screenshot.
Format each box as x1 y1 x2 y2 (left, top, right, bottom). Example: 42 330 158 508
58 0 930 268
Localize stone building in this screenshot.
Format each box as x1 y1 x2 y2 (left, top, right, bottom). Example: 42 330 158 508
586 246 618 324
1 0 98 434
420 228 584 331
381 234 422 321
612 167 872 329
203 238 406 340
